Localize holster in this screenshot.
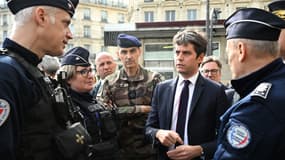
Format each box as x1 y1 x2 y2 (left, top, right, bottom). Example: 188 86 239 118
89 138 119 160
54 122 91 159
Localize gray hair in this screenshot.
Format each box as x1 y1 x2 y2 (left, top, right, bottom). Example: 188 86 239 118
95 52 115 64
14 6 57 27
231 39 279 58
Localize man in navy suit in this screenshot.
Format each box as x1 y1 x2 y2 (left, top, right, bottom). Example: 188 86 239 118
145 29 229 160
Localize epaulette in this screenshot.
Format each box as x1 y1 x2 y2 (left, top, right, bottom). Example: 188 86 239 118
251 82 272 99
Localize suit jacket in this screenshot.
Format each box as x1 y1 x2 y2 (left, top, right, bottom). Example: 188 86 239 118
145 74 229 160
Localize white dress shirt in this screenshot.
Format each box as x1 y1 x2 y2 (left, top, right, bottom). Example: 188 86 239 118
170 72 199 146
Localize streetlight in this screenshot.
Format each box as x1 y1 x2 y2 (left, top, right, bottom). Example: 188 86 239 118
206 0 210 55
208 8 221 56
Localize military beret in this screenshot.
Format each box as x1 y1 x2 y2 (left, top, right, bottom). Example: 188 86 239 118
224 8 285 41
7 0 79 17
268 0 285 19
61 47 91 67
117 33 141 48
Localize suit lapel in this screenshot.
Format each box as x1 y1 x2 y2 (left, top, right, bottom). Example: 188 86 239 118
165 77 178 129
189 74 205 118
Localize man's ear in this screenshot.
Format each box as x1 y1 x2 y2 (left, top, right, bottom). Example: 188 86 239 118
238 42 246 62
138 47 142 56
34 7 47 26
197 52 205 64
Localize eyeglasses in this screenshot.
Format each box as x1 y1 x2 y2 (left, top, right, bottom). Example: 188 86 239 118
76 68 93 77
201 69 220 74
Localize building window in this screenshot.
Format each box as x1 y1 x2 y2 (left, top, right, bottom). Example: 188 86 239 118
144 44 174 79
101 46 106 52
144 0 153 2
69 24 75 36
66 44 74 51
144 11 154 22
236 7 246 10
2 30 7 40
118 13 125 23
187 9 197 20
212 8 221 20
212 42 220 57
83 8 91 20
101 10 108 23
165 10 175 21
99 0 107 5
83 26 91 38
2 14 7 26
83 44 91 51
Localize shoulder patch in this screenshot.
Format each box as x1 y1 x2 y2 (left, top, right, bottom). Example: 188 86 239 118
0 99 10 127
226 123 251 149
251 82 272 99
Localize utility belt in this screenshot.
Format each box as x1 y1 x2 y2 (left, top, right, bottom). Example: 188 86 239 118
86 102 119 159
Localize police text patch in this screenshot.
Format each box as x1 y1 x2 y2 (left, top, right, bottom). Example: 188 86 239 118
0 99 10 127
226 123 251 149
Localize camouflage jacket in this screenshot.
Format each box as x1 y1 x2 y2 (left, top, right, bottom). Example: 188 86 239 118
97 66 164 159
98 66 164 113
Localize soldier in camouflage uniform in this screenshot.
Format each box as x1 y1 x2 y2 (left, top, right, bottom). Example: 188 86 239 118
98 33 164 160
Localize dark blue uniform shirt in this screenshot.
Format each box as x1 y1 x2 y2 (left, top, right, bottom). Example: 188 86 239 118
0 38 43 159
214 58 285 160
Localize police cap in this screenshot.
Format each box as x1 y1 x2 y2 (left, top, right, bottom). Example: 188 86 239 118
268 0 285 19
61 47 91 67
224 8 285 41
117 33 141 48
7 0 79 17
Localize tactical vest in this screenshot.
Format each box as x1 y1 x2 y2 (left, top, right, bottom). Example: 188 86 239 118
4 51 66 160
72 97 119 159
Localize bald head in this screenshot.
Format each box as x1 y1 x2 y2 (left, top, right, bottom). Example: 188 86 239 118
95 52 117 79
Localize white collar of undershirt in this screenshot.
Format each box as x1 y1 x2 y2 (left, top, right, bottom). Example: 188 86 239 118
178 71 199 87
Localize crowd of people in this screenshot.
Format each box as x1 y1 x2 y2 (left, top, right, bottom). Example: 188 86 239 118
0 0 285 160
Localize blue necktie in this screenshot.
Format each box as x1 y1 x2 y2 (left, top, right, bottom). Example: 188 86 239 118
176 80 190 143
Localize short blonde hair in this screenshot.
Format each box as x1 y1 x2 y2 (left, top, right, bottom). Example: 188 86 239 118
57 65 76 81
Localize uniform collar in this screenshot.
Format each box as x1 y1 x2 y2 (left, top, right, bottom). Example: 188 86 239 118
70 88 94 103
231 58 283 98
3 38 41 66
119 65 145 81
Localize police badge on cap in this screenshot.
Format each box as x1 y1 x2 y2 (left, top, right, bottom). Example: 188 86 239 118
7 0 79 17
268 0 285 20
61 47 91 67
224 8 285 41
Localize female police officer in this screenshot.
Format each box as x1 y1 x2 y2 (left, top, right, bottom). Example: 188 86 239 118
59 47 119 160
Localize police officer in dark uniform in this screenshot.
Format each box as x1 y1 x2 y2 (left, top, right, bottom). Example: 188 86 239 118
214 8 285 159
0 1 93 160
268 0 285 61
59 47 119 160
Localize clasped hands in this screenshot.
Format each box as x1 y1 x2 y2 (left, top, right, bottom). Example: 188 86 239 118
156 129 203 160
